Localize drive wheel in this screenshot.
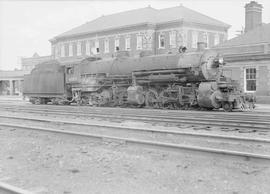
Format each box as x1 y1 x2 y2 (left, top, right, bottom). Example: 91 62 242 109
145 89 160 108
223 102 233 112
34 98 41 105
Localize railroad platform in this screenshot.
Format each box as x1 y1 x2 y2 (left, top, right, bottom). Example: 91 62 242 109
0 95 24 101
255 104 270 112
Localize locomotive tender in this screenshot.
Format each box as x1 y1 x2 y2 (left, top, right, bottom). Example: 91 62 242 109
23 43 254 111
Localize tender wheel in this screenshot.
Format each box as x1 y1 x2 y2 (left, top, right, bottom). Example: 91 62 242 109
223 102 233 112
34 98 41 105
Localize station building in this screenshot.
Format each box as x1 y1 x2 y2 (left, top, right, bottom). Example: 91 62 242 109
0 53 51 96
21 53 52 71
50 5 230 65
215 1 270 103
0 70 25 95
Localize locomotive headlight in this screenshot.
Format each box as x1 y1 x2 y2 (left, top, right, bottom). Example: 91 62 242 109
218 57 224 64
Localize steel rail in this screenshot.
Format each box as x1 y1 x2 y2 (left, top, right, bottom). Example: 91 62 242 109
0 182 33 194
0 103 270 117
1 103 270 121
2 106 270 122
1 114 270 144
0 108 269 130
1 121 270 161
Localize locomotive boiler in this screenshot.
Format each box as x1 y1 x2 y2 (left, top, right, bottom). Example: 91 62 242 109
23 44 254 111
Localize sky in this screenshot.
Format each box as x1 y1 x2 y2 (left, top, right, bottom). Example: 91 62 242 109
0 0 270 70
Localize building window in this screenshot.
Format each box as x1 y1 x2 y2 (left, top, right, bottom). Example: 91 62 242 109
61 44 65 57
191 31 198 48
169 31 176 48
159 34 165 49
55 46 59 58
66 67 74 75
115 38 120 51
137 35 143 50
223 34 227 42
69 43 73 56
95 40 100 54
77 42 82 56
125 36 131 50
214 34 220 46
104 39 109 53
86 41 90 55
203 32 209 48
65 44 69 57
245 68 256 92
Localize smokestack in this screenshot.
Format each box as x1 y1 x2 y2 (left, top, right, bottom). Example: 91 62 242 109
245 1 263 33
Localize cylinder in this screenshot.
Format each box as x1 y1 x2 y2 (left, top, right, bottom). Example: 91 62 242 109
197 82 222 109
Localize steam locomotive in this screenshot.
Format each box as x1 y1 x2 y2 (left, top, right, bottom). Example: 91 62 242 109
23 44 254 111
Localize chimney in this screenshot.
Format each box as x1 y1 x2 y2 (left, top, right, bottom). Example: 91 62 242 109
245 1 263 33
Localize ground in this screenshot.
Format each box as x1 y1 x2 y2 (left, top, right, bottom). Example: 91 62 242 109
0 126 269 194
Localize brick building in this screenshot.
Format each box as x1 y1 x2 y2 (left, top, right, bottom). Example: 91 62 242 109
50 5 230 64
215 1 270 103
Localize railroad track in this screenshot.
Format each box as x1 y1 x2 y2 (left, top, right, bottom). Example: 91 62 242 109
1 102 270 118
1 114 270 162
1 102 270 116
0 106 270 131
1 100 270 114
0 182 33 194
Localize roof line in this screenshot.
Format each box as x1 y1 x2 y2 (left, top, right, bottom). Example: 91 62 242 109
53 22 156 40
215 42 270 49
91 6 157 19
170 4 230 27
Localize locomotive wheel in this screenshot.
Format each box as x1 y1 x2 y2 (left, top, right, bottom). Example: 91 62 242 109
159 91 178 109
145 90 160 108
34 98 41 105
40 98 48 105
223 102 233 112
51 98 58 105
29 98 36 104
159 91 169 108
80 96 89 105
